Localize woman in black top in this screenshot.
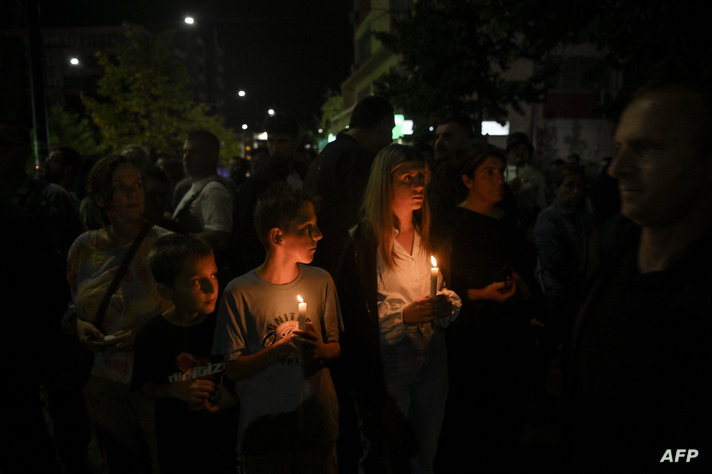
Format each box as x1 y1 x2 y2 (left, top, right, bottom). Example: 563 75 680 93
436 143 542 473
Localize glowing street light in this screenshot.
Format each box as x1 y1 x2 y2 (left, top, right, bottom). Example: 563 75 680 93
241 123 248 130
184 16 195 25
69 57 80 66
267 108 275 116
237 90 246 97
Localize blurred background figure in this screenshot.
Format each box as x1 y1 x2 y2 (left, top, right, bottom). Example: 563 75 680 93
304 95 395 275
40 146 84 210
1 119 84 474
506 132 546 240
533 163 594 403
234 114 303 274
428 114 477 230
228 155 249 188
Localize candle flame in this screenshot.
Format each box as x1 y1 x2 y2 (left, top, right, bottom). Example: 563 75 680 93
297 295 304 303
431 256 437 267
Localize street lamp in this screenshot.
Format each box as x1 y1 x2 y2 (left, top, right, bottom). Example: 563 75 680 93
184 16 195 25
237 90 246 97
69 57 80 66
267 108 275 116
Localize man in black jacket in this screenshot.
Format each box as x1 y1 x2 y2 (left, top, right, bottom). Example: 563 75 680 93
567 77 712 473
304 95 394 275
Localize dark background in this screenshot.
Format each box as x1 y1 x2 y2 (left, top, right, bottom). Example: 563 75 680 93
37 0 355 130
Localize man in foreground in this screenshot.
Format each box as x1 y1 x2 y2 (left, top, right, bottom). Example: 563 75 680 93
567 77 712 472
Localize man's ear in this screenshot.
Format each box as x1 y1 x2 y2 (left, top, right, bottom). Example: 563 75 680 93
270 227 283 246
156 282 174 301
461 174 473 190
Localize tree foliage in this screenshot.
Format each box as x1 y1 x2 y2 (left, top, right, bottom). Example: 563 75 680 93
568 0 711 117
47 104 104 158
375 0 566 140
319 90 344 132
81 24 240 162
374 0 711 140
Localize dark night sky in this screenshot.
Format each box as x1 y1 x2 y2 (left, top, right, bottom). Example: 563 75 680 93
38 0 355 131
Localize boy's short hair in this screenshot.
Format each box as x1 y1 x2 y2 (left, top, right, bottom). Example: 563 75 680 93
253 182 313 248
148 233 214 286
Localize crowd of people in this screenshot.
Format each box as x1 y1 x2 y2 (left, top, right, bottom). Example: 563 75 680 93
2 72 711 474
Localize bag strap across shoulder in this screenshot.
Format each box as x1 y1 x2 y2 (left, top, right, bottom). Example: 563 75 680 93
94 222 152 330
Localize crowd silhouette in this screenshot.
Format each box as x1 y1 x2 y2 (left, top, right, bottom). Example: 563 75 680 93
2 72 711 474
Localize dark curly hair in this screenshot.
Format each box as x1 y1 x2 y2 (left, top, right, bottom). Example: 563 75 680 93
87 154 145 225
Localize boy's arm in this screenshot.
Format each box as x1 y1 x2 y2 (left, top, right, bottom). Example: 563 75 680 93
296 322 340 363
225 332 301 381
316 341 341 362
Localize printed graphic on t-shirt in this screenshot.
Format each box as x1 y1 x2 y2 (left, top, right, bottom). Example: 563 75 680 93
169 352 224 382
261 313 312 365
169 352 228 411
261 312 312 346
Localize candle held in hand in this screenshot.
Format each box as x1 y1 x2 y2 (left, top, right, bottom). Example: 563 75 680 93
430 256 438 297
297 294 306 330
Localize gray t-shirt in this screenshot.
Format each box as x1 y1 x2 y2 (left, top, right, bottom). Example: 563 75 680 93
213 264 343 454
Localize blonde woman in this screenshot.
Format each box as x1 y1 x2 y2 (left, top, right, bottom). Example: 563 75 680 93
334 144 460 474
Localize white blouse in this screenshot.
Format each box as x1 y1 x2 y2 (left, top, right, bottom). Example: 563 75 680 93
376 230 460 347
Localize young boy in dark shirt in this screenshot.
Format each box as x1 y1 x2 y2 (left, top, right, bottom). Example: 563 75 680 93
132 233 239 474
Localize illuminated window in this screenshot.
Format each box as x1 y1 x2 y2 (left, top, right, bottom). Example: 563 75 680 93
481 121 509 136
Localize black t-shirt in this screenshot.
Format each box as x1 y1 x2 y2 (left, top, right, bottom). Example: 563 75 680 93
132 314 238 473
569 221 712 472
446 206 539 337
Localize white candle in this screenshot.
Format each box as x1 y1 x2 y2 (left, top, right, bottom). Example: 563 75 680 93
430 256 438 297
297 294 306 330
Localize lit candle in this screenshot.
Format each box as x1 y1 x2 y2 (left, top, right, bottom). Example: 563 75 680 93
430 256 439 297
297 294 306 330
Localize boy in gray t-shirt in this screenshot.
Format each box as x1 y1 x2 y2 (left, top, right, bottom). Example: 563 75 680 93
213 183 343 474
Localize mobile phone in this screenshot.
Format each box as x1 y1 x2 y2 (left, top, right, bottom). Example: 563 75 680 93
494 265 514 282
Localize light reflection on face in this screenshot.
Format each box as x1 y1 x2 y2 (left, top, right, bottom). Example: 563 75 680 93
172 254 219 317
391 160 427 214
280 201 322 264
